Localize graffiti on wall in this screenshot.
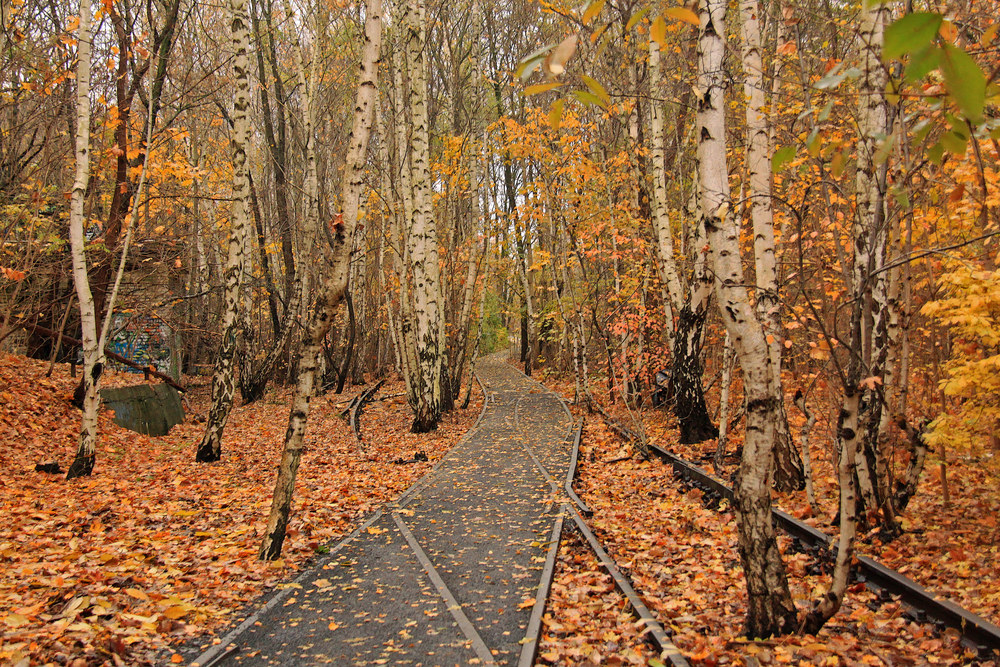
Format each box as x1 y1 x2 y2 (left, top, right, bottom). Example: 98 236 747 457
108 312 173 374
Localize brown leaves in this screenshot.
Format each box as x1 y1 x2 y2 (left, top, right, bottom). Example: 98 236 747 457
0 355 482 665
530 376 980 666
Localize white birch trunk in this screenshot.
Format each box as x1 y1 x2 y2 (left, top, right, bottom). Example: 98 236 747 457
66 0 98 480
697 0 796 638
739 0 803 492
260 0 383 559
648 37 683 350
196 0 252 462
402 0 443 431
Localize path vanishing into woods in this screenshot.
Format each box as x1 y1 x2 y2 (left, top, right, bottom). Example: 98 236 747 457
192 356 573 666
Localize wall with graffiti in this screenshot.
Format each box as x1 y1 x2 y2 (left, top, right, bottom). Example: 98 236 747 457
108 313 174 375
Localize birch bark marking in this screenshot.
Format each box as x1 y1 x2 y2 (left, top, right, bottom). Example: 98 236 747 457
648 37 683 350
696 0 796 638
66 0 98 480
404 0 444 432
259 0 382 559
802 0 889 629
196 0 252 463
853 0 895 532
739 0 804 491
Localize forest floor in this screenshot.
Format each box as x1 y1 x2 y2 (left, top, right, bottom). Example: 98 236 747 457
4 351 999 666
533 369 1000 666
0 353 482 666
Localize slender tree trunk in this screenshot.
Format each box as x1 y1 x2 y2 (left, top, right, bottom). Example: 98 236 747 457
739 0 803 492
260 0 382 559
648 37 682 350
714 331 734 474
402 0 444 432
697 0 796 637
803 0 886 629
66 0 99 480
853 0 897 535
794 389 819 513
196 0 252 463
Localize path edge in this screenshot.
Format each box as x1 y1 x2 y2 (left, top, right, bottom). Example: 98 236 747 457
188 372 492 667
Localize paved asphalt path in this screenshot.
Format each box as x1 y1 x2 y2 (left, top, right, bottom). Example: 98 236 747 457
196 357 573 666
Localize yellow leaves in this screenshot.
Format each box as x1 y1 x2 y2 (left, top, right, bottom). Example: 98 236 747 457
548 99 564 131
581 75 610 107
650 16 667 46
162 605 188 620
124 588 148 601
581 0 605 25
3 613 30 628
663 6 699 26
524 82 563 96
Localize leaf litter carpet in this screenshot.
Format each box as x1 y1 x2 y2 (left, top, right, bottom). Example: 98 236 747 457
0 353 482 666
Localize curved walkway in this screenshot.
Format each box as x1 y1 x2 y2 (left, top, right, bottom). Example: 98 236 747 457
194 356 573 666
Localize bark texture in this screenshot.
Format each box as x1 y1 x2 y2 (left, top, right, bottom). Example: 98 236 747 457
402 0 444 432
259 0 382 559
196 0 252 463
739 0 803 492
697 0 796 638
66 0 98 480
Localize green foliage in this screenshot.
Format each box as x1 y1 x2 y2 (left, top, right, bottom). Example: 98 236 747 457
883 13 942 61
921 262 1000 449
883 12 987 124
478 290 510 355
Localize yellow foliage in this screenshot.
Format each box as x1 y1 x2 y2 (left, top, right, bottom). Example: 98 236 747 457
922 261 1000 449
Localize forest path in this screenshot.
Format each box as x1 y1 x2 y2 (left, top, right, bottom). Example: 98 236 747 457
194 355 573 666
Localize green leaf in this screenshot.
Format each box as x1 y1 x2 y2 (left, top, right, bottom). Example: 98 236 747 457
903 45 940 83
817 99 834 122
625 6 651 31
572 89 607 109
927 140 944 165
941 128 969 155
939 43 986 121
515 43 555 80
524 83 564 96
883 13 942 61
806 128 821 158
771 145 796 172
581 75 610 105
874 131 896 165
815 69 847 91
911 118 932 143
890 185 910 209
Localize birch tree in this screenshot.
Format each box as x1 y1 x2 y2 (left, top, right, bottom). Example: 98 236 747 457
738 0 804 492
697 0 797 637
801 0 891 631
260 0 383 559
65 0 98 480
401 0 444 432
195 0 252 463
